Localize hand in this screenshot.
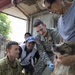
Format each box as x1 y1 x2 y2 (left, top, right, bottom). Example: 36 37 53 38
57 55 75 66
54 55 58 63
48 62 54 71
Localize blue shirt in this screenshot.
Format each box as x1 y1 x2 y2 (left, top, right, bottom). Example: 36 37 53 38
58 1 75 42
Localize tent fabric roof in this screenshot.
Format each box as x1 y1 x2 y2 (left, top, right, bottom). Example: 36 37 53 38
1 0 47 20
0 0 22 11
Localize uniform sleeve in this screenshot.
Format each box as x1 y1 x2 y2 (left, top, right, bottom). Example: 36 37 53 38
35 36 51 65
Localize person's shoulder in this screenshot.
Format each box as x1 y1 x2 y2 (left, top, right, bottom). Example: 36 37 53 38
0 57 6 65
35 35 40 39
48 28 58 34
16 59 21 66
35 35 41 41
35 35 41 44
49 28 57 31
0 57 6 69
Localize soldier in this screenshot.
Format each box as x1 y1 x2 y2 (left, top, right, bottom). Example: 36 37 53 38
33 19 60 75
0 41 25 75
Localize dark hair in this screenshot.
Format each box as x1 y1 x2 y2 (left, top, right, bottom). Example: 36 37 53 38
44 0 55 4
33 19 44 27
24 32 32 37
6 41 19 50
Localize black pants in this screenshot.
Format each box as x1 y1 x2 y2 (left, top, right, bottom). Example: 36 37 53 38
22 64 34 75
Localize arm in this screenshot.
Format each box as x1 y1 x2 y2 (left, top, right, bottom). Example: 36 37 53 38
35 36 51 65
35 35 54 71
57 55 75 66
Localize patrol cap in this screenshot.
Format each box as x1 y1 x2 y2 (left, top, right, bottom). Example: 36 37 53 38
26 36 35 43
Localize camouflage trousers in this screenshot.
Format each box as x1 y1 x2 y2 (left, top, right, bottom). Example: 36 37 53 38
33 58 46 75
33 58 52 75
33 53 54 75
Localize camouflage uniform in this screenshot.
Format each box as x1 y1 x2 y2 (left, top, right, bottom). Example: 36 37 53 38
0 56 25 75
33 28 60 75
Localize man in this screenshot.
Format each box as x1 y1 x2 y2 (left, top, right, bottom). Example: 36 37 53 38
20 32 32 45
19 36 39 75
42 0 75 66
33 19 60 75
0 41 25 75
24 32 32 43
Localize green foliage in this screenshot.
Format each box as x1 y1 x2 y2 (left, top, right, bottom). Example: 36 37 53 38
0 13 11 39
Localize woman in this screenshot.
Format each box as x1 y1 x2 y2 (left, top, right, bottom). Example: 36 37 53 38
42 0 75 67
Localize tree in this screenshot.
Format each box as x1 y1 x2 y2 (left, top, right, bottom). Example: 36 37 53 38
0 13 11 39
